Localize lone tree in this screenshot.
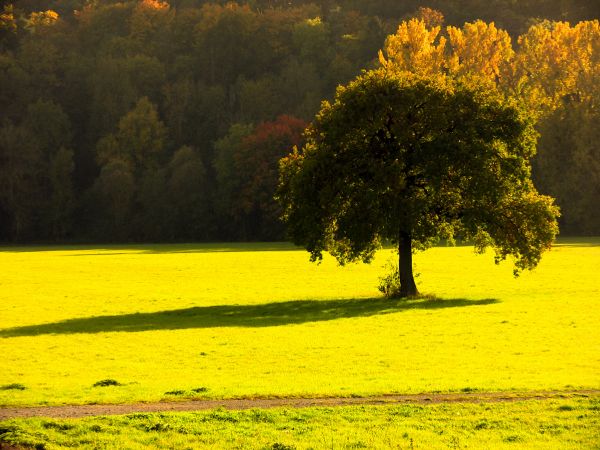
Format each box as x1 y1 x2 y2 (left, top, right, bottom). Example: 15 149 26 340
277 69 559 297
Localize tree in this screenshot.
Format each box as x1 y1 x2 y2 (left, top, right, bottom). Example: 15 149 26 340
278 69 559 297
378 17 446 76
292 17 332 70
213 122 254 239
374 16 600 237
535 99 600 234
235 115 305 240
511 21 600 234
512 20 600 116
445 20 514 84
167 145 210 239
0 122 42 240
379 17 514 86
136 166 169 241
0 53 31 122
235 75 283 123
0 4 18 51
129 0 173 56
91 158 135 240
23 99 75 240
96 96 167 173
48 147 75 239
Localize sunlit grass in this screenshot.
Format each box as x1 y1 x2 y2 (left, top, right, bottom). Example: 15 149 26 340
0 239 599 406
1 399 599 449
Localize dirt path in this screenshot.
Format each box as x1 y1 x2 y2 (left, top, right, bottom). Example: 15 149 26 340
1 389 598 420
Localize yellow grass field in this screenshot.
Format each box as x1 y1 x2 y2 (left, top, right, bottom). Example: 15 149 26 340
0 240 599 407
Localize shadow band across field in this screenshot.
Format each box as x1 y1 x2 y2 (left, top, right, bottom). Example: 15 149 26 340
0 242 299 254
0 297 498 337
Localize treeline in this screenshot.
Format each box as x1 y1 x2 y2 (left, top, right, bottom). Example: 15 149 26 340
0 0 598 242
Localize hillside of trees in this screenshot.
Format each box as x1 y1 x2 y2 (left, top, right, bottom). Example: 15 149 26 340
0 0 598 242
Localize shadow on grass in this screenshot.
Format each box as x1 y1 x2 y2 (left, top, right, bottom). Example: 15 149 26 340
0 297 498 337
2 238 597 254
552 237 600 247
0 242 299 254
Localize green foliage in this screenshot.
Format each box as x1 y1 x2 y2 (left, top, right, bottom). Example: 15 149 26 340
48 147 75 239
213 123 254 235
0 0 596 242
213 116 305 240
292 16 331 69
0 122 42 240
535 99 600 235
278 69 559 294
377 259 401 298
113 96 167 171
167 145 209 238
91 159 135 239
377 257 422 298
24 99 72 158
234 115 306 240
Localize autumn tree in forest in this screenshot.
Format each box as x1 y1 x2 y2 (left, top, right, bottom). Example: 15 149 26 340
510 20 600 235
512 20 600 115
278 69 559 297
378 16 514 85
234 115 306 239
380 15 600 236
378 17 447 76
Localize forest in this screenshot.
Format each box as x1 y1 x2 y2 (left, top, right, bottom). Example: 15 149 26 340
0 0 598 242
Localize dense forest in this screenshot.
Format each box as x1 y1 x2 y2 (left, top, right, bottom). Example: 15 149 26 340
0 0 598 242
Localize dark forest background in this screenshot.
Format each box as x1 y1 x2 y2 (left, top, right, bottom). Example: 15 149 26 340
1 0 598 243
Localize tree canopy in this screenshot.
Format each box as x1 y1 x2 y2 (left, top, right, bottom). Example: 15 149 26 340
278 69 559 297
0 1 597 242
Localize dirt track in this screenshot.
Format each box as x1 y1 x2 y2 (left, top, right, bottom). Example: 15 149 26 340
1 389 598 420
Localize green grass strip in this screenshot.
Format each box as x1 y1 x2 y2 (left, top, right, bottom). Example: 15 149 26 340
1 398 599 449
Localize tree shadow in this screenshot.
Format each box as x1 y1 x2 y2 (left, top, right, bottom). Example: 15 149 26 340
0 242 299 255
2 239 596 254
0 297 499 337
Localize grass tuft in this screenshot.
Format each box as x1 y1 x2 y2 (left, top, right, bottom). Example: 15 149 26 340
92 379 121 388
0 384 26 391
557 404 575 411
271 443 296 450
164 390 185 396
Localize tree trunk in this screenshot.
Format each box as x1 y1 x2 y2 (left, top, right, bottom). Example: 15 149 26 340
398 231 419 297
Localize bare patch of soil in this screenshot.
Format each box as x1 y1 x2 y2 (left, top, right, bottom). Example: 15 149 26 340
1 390 598 420
0 444 26 450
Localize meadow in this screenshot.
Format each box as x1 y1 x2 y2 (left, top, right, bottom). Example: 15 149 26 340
0 239 598 408
1 398 598 449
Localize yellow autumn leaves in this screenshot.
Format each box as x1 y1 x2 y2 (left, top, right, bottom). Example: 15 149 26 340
379 16 600 118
